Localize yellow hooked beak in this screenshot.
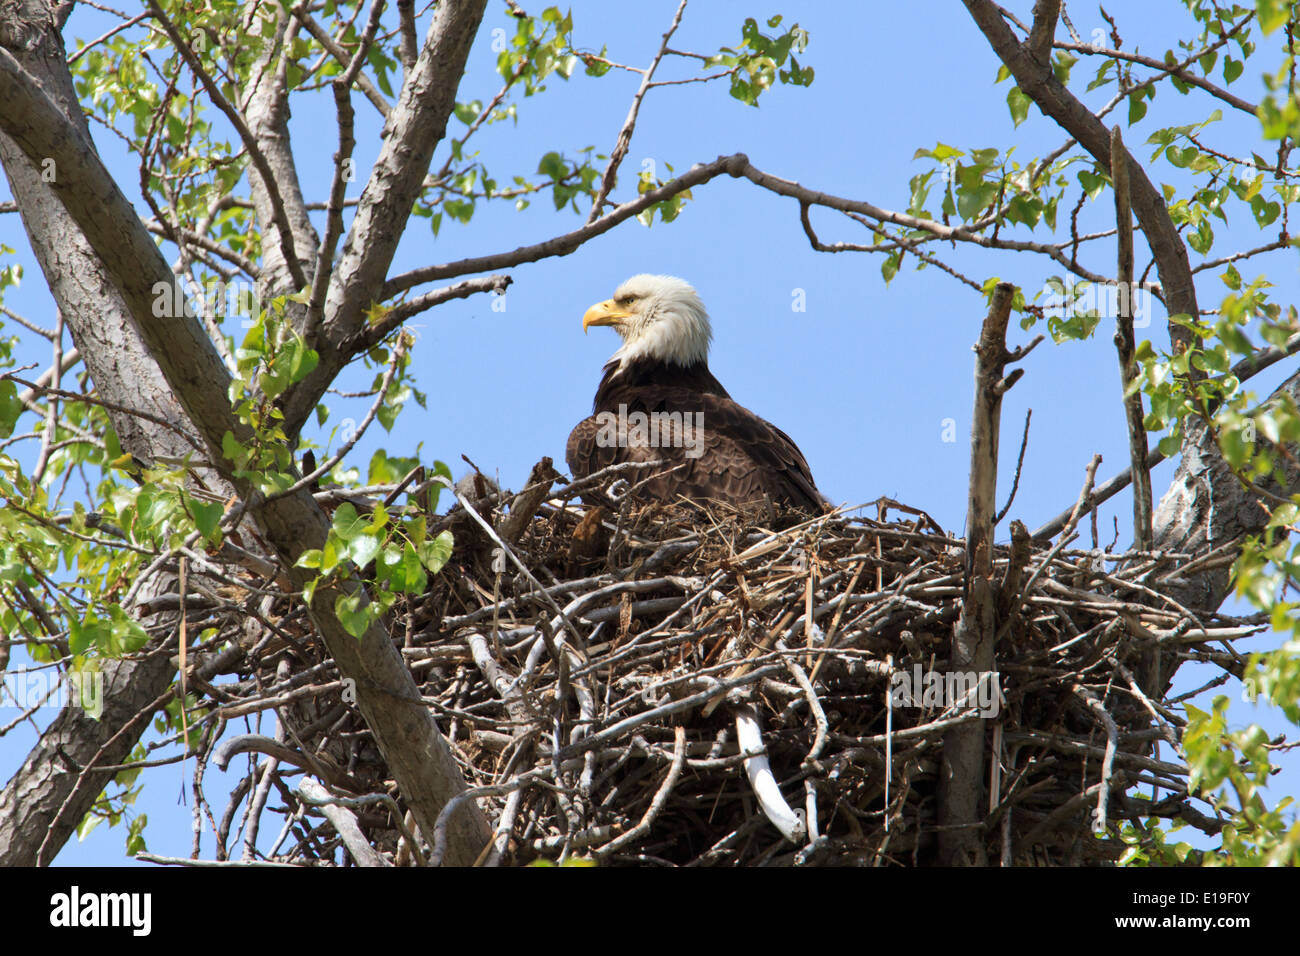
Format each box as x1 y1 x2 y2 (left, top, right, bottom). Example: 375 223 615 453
582 299 633 333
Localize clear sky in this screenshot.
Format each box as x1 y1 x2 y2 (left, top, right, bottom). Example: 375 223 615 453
2 0 1296 864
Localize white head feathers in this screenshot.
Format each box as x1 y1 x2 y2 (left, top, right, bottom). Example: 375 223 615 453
585 274 712 370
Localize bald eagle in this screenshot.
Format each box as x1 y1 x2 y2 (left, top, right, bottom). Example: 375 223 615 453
566 274 824 514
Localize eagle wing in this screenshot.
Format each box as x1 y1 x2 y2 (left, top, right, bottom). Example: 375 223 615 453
566 387 823 512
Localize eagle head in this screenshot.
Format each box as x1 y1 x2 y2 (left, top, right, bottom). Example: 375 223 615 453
582 274 711 370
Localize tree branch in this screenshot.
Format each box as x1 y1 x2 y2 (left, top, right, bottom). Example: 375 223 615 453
382 153 751 298
962 0 1199 356
1111 124 1153 551
939 282 1023 866
1054 20 1258 117
354 275 511 353
396 0 418 73
586 0 688 223
281 0 488 436
290 1 393 118
384 152 1151 302
306 71 360 340
1027 0 1060 66
145 0 309 293
0 37 490 865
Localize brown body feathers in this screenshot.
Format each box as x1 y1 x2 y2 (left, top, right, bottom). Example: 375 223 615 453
566 356 824 513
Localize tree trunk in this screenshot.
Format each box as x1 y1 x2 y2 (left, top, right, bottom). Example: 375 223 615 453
0 0 490 865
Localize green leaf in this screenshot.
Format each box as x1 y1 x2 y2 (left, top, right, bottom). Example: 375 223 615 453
418 530 454 575
1128 90 1148 124
956 181 998 220
537 151 567 179
453 100 481 124
0 380 21 439
345 530 381 569
729 72 758 107
186 495 225 543
1087 59 1115 92
1257 0 1290 34
1251 195 1281 226
334 592 371 639
1078 169 1107 199
1006 86 1030 127
1187 219 1214 254
286 336 318 383
427 461 453 513
108 605 149 654
382 542 428 593
881 251 900 284
1052 52 1076 85
920 143 963 162
223 431 249 468
125 815 148 856
1157 433 1182 456
69 615 98 656
331 503 366 542
1005 194 1043 228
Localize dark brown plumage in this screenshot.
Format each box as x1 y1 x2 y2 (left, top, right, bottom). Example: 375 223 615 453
566 275 824 514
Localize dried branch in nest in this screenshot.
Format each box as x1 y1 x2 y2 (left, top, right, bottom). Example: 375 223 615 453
158 461 1259 867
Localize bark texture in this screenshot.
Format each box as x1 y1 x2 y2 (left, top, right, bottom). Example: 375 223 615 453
0 0 200 866
0 0 489 866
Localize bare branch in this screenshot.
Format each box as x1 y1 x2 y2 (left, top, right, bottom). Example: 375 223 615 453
67 10 150 66
939 282 1020 866
1027 0 1060 66
385 153 1150 302
1055 18 1258 117
143 222 262 277
145 0 309 293
963 0 1199 357
996 408 1033 524
29 311 63 485
356 275 511 353
1111 125 1152 551
586 0 688 223
281 0 489 436
382 153 751 297
290 1 393 117
396 0 419 72
306 70 361 340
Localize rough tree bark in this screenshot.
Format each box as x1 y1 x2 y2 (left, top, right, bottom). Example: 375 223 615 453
0 0 490 866
962 0 1300 608
281 0 488 436
0 0 210 867
938 283 1031 866
953 0 1300 860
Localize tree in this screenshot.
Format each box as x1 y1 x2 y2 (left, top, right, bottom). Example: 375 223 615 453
0 0 1295 866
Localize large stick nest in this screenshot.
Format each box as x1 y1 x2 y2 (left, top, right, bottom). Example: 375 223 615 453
197 461 1255 867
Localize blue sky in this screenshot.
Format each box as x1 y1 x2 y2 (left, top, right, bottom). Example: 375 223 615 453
2 1 1297 863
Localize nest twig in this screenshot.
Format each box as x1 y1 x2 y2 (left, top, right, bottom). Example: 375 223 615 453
173 462 1258 867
